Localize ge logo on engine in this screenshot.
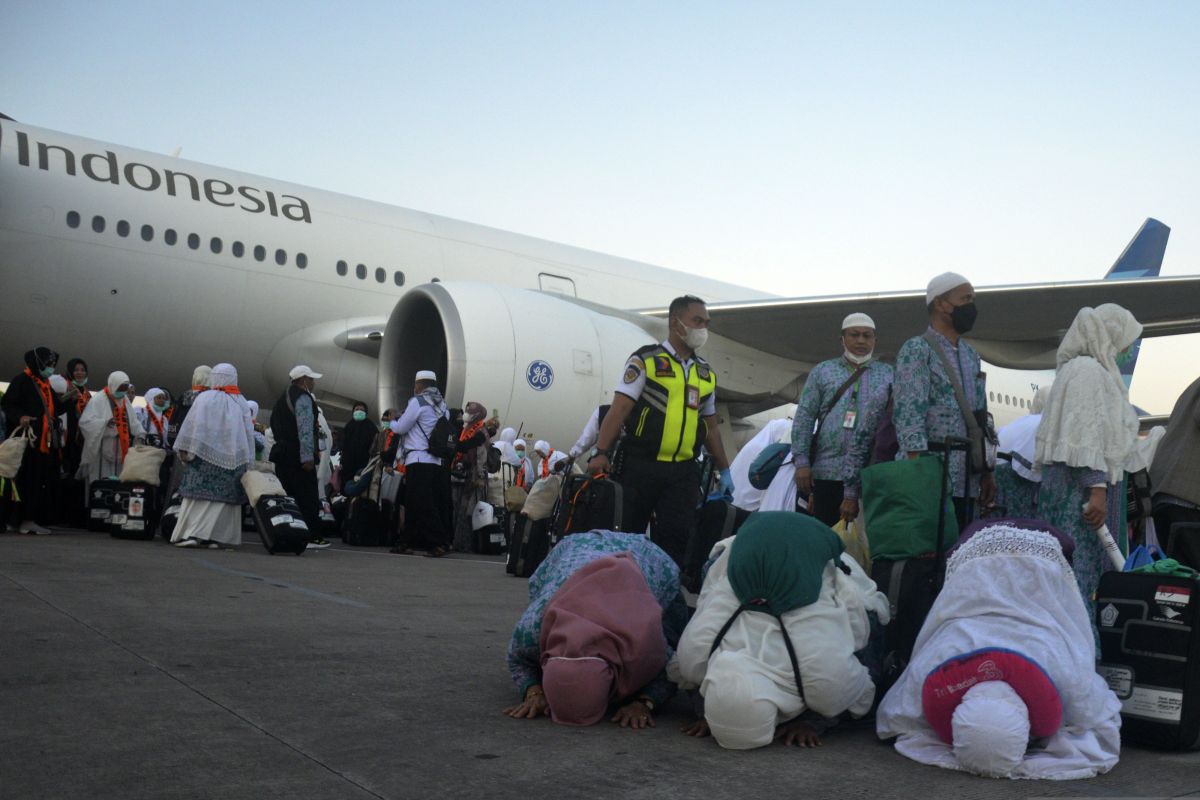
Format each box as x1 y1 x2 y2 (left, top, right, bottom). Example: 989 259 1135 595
526 360 554 391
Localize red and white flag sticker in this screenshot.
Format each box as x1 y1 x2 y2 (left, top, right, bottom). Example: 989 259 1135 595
1155 585 1192 605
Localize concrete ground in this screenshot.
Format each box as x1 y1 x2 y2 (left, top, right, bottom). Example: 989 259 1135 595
2 529 1199 800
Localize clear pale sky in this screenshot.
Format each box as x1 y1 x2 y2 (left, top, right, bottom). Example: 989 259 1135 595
3 1 1197 412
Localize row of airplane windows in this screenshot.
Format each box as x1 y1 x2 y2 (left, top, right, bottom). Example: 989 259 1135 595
990 390 1030 409
64 210 408 286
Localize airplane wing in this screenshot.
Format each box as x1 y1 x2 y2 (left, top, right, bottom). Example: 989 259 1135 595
644 275 1200 370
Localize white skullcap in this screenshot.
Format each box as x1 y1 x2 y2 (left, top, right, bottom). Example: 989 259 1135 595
534 439 551 455
951 681 1030 778
841 313 875 331
415 370 438 383
926 272 971 306
514 439 527 450
701 651 779 750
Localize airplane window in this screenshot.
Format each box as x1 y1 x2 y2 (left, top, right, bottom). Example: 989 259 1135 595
66 210 80 228
356 263 366 280
254 245 266 262
375 267 385 283
296 252 307 269
165 229 178 246
116 220 130 237
336 260 348 276
92 215 105 233
988 391 994 402
232 241 244 257
275 248 286 266
141 224 153 242
210 237 222 254
1004 395 1011 405
1020 398 1026 409
432 277 441 283
187 233 200 250
393 270 405 286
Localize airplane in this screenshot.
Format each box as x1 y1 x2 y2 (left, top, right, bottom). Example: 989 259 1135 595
2 114 1198 455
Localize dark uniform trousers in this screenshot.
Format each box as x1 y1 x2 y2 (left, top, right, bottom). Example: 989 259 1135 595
272 449 321 538
404 462 453 550
619 456 699 570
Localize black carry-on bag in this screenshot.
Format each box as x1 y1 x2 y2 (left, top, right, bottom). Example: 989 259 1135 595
863 436 969 691
252 495 310 555
1096 563 1200 749
508 516 551 578
682 499 751 593
552 473 624 540
108 482 160 540
87 478 121 532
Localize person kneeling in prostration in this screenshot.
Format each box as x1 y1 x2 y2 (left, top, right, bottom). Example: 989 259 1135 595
503 531 688 728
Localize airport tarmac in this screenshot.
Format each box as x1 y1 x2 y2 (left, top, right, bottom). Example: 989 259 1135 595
3 530 1200 800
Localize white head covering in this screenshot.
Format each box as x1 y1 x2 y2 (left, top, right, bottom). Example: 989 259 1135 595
997 414 1042 483
876 524 1122 780
247 400 259 420
1029 384 1052 415
499 427 517 443
415 369 437 383
534 439 551 457
173 362 255 471
107 371 131 394
1035 305 1142 483
548 450 570 473
951 681 1031 778
48 374 68 395
144 388 166 405
925 272 971 305
701 651 780 750
191 365 212 388
841 313 875 331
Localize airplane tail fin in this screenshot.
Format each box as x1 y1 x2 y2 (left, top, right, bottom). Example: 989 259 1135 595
1104 217 1170 387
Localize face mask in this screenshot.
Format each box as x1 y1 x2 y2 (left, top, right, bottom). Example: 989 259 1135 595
515 450 526 460
1115 346 1135 367
843 350 873 366
676 320 708 350
112 390 128 400
948 301 978 334
154 401 169 413
73 378 88 387
40 366 55 378
353 410 367 422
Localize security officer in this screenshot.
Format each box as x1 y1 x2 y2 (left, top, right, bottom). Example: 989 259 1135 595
588 295 733 568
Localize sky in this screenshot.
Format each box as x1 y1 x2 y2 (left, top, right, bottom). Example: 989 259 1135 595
3 1 1198 412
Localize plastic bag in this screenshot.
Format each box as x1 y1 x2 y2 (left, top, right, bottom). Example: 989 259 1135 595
832 518 871 569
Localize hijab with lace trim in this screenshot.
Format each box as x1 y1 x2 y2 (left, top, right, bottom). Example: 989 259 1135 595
1035 304 1142 483
173 363 255 471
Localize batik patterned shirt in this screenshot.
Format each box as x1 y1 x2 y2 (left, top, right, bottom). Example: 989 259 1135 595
506 531 688 704
791 358 894 499
893 327 987 498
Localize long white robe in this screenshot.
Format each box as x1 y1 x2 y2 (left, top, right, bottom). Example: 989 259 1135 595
77 392 144 490
728 418 793 512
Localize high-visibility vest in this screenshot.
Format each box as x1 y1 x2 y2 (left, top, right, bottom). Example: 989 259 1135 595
624 345 717 462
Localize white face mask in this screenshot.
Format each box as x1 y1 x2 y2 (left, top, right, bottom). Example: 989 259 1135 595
844 349 873 365
676 320 708 350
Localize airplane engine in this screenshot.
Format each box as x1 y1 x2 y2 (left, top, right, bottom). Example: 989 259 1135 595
378 282 664 446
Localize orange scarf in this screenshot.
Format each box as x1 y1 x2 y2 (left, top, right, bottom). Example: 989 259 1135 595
75 387 91 415
146 407 166 439
453 420 486 466
538 449 555 479
106 388 132 461
213 385 242 396
23 368 54 454
515 458 529 489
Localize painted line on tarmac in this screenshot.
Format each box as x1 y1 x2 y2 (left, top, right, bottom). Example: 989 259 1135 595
196 559 370 608
323 547 507 566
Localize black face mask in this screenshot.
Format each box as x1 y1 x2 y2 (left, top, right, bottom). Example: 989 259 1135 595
949 301 978 334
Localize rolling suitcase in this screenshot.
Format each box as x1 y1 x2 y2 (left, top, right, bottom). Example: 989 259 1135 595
475 507 508 556
553 474 624 539
682 499 751 593
87 478 121 532
866 437 968 691
252 495 309 555
108 482 159 540
508 517 550 578
343 496 385 546
1096 565 1200 749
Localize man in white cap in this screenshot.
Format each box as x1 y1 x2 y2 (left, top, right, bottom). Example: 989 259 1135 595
791 312 894 527
390 370 454 557
269 365 330 547
893 273 995 526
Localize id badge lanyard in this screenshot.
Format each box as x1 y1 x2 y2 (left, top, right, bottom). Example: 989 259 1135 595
842 380 860 430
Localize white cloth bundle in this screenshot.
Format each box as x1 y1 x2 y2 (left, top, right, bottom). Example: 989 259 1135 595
242 470 287 506
521 474 563 520
0 428 33 479
119 445 168 486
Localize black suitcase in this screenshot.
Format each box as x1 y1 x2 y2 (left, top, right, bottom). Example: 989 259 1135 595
870 437 968 691
108 483 160 540
87 478 121 532
508 517 550 578
553 474 624 539
252 495 309 555
343 497 385 546
1097 568 1200 749
682 499 751 593
1169 523 1200 571
476 507 507 556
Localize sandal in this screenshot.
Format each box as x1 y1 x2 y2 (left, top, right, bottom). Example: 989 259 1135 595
424 546 449 558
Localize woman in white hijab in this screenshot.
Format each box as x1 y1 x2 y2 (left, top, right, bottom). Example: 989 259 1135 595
136 388 173 449
171 363 255 548
78 371 145 493
876 523 1121 780
993 383 1052 519
1035 304 1142 626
